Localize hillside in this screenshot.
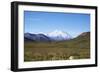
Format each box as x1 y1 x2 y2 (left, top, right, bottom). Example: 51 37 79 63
65 32 90 49
24 32 90 61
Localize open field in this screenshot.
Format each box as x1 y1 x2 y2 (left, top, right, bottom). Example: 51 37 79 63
24 38 90 61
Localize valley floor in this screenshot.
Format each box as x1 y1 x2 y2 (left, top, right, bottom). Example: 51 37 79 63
24 41 90 61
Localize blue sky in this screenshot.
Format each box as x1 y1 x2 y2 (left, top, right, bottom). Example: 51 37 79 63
24 11 90 37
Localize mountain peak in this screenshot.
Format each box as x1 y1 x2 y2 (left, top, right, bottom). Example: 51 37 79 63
48 30 66 36
24 30 72 42
52 29 64 33
47 30 72 41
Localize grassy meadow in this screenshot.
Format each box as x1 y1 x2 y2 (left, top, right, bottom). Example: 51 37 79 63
24 34 90 61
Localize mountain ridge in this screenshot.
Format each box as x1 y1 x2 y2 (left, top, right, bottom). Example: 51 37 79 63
24 31 90 42
24 30 72 42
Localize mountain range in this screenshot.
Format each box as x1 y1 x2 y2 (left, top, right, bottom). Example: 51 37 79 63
24 30 90 42
24 33 51 42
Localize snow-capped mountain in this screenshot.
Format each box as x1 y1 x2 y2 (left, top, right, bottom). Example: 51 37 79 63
24 30 72 42
47 30 72 41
